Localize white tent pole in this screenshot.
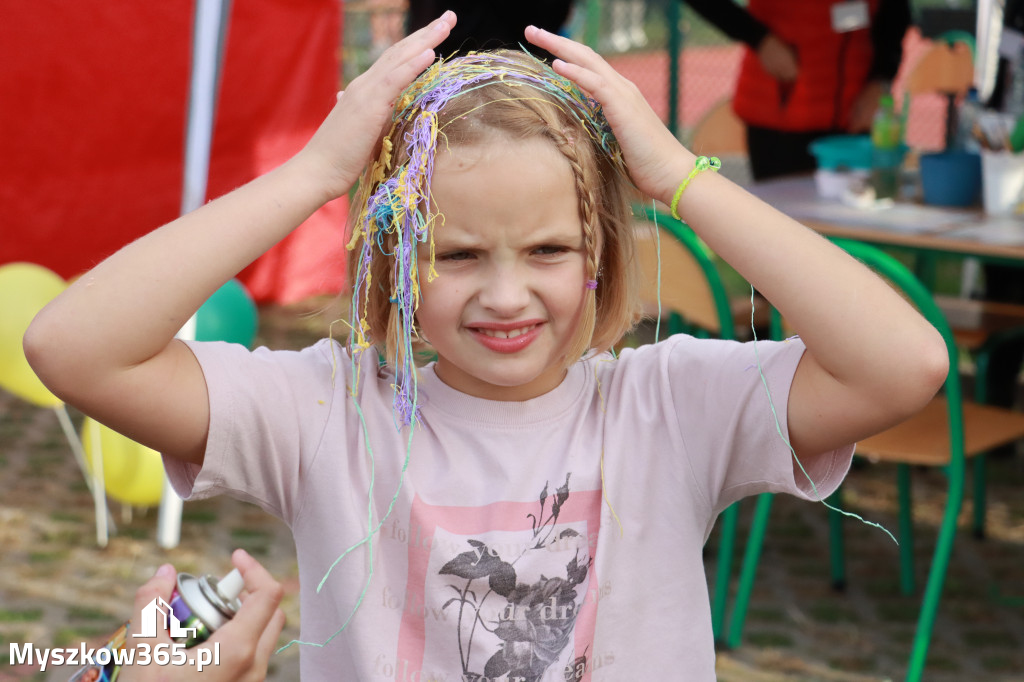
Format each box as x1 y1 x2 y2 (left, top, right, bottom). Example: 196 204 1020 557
976 0 1004 102
158 0 232 550
180 0 232 216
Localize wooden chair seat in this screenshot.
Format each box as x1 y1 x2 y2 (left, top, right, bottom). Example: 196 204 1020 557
935 295 1024 351
858 397 1024 466
729 296 772 337
635 222 769 339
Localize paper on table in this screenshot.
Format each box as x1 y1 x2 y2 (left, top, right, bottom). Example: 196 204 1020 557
770 200 974 234
750 177 974 234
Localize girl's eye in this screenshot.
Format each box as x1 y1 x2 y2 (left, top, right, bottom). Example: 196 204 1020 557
438 251 474 262
533 245 568 256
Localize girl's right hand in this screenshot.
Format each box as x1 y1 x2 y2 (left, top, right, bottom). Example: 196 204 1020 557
524 25 692 207
296 10 456 201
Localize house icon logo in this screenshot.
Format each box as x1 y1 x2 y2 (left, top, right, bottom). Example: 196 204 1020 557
133 597 198 640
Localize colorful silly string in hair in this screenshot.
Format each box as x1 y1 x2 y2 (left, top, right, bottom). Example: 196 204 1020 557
346 50 626 427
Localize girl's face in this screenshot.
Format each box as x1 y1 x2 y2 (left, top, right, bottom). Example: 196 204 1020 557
416 136 589 401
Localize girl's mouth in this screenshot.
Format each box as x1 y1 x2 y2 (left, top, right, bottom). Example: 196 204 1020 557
468 323 543 353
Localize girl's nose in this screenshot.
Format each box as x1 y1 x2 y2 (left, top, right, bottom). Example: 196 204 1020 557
478 266 530 315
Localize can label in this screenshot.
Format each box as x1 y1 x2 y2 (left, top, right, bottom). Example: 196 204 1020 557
168 589 212 648
70 576 230 680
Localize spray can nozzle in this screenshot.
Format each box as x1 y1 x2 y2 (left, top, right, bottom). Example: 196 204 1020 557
214 568 244 602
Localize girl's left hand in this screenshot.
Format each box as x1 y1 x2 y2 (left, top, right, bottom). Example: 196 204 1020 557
524 26 694 205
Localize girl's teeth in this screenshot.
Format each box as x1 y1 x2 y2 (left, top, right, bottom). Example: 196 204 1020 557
481 326 533 339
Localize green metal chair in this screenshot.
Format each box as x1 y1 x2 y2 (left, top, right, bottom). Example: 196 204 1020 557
633 206 770 644
725 239 1024 682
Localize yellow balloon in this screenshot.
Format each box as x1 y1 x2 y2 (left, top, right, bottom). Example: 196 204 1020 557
82 418 165 507
0 262 66 407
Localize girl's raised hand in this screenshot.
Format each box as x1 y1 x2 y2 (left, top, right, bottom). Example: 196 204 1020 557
296 11 457 200
524 25 693 205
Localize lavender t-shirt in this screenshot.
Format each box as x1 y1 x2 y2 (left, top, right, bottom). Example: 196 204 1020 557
165 334 852 680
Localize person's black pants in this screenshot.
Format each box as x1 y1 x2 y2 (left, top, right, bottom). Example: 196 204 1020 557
981 264 1024 408
745 125 837 181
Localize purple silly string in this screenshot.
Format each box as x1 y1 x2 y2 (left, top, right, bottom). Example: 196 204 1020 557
349 51 626 428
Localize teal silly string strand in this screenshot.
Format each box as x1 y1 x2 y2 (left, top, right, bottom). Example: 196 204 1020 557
276 353 419 654
747 286 898 545
653 201 663 342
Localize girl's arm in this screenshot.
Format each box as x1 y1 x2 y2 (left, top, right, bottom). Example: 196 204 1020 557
525 26 948 460
24 12 457 465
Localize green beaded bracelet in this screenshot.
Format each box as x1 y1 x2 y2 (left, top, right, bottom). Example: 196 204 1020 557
670 155 722 220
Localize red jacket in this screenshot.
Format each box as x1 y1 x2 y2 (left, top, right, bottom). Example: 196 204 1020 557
733 0 880 131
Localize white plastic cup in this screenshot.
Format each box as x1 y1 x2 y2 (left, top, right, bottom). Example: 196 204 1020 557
981 150 1024 215
814 169 869 199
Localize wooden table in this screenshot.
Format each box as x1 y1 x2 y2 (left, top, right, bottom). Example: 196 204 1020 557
749 176 1024 265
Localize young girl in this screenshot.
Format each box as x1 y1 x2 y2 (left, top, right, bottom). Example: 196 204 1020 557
26 12 947 680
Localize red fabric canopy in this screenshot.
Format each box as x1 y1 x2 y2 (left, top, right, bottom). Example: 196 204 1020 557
1 0 347 303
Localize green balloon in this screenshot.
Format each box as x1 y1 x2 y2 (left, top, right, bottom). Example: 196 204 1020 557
195 279 258 347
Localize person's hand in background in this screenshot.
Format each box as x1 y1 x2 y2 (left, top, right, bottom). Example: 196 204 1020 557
756 33 799 83
848 80 887 133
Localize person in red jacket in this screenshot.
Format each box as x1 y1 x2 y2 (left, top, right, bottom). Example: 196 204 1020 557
685 0 911 180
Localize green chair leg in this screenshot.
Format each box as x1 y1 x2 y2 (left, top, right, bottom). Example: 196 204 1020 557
972 349 990 539
904 463 965 682
974 348 991 405
726 492 774 649
897 463 916 596
912 252 938 290
711 502 740 642
827 487 846 591
972 454 987 539
668 311 686 337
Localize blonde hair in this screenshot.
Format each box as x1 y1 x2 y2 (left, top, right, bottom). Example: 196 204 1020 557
346 50 643 376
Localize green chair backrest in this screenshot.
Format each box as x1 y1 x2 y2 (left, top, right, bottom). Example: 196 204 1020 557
635 207 736 340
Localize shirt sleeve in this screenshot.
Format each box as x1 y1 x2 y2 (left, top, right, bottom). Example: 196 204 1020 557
868 0 911 81
161 339 341 524
682 0 770 49
665 335 854 516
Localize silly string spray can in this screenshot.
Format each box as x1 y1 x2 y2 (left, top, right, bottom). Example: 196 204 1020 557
69 567 243 681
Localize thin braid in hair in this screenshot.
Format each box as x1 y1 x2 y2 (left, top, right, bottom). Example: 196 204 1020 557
552 130 602 364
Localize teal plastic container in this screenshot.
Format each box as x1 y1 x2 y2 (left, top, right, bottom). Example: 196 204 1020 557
809 135 874 171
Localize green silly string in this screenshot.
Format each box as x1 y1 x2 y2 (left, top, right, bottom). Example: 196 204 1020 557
747 287 898 545
653 200 663 343
653 200 895 544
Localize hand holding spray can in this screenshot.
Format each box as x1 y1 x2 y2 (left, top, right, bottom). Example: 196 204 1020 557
166 568 244 647
70 567 244 681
